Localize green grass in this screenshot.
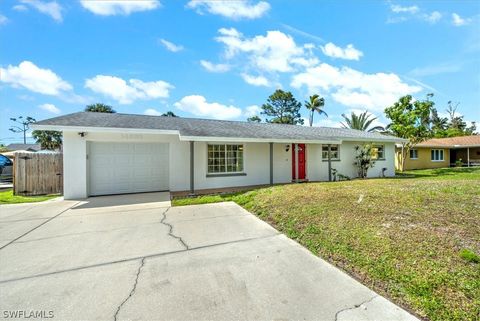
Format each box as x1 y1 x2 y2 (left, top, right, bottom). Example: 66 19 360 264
173 167 480 321
459 249 480 264
0 189 59 204
396 167 480 179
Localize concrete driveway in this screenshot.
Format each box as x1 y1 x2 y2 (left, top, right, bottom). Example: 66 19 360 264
0 193 418 321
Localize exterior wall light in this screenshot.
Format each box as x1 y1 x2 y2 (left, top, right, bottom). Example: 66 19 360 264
285 144 290 152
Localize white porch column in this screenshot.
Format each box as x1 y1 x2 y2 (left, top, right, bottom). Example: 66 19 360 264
269 142 273 185
327 144 332 181
295 143 299 183
467 147 470 167
189 141 194 195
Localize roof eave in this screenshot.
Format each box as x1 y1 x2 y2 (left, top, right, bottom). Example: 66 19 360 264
31 124 405 144
342 137 407 143
31 124 180 136
179 136 342 144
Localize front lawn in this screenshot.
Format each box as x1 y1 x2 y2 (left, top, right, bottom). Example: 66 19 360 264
0 189 59 204
173 168 480 321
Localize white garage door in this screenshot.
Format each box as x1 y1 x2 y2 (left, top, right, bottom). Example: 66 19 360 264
88 142 169 196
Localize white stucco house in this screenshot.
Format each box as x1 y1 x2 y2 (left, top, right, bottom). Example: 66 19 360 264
32 112 404 200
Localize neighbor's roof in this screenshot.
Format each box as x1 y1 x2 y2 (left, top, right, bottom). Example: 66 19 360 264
32 112 405 143
6 143 41 151
415 135 480 148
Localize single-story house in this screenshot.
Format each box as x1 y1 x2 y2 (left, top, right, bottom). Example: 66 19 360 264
395 135 480 170
6 143 41 152
32 112 405 200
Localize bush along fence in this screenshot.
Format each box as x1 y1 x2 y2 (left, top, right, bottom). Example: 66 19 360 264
14 152 63 196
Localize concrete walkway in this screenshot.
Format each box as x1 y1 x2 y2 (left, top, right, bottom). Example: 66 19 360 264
0 193 418 321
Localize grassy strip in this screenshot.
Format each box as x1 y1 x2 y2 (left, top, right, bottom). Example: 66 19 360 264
0 189 59 204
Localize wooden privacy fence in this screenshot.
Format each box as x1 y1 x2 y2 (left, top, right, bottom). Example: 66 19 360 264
14 152 63 196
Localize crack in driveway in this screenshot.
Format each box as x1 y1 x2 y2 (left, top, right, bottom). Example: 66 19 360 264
334 295 378 321
113 257 145 321
160 207 189 250
0 234 280 284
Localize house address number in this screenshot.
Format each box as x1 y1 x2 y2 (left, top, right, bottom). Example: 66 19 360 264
120 134 144 140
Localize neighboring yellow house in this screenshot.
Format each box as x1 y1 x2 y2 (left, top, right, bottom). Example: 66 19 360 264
395 135 480 170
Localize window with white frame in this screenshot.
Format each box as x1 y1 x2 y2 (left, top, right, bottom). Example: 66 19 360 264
371 145 385 160
409 149 418 159
322 144 340 160
431 149 444 161
207 144 244 174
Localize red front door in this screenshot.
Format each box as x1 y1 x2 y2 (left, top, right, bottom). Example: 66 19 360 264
292 143 306 180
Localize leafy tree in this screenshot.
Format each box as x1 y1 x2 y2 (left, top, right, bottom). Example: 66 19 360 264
444 101 477 137
247 115 261 123
9 116 36 144
85 103 116 113
340 111 384 132
385 94 433 171
304 94 326 126
430 108 449 137
32 130 62 150
353 144 376 178
0 144 8 153
261 90 304 125
161 111 178 117
429 101 476 138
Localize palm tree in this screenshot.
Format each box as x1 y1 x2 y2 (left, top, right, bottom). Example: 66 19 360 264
85 103 116 113
161 111 178 117
32 130 62 150
304 95 327 126
340 111 384 132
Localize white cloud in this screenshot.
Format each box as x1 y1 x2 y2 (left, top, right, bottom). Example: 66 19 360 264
200 60 230 73
39 103 60 114
144 108 162 116
174 95 242 119
321 42 363 60
452 13 469 26
291 63 422 111
281 24 325 43
390 4 419 14
20 0 63 22
0 61 72 95
85 75 173 104
302 116 342 128
241 73 270 86
390 4 420 14
13 4 28 11
80 0 160 16
388 4 442 24
215 28 317 73
187 0 270 20
424 11 442 24
244 105 261 117
159 39 183 52
0 14 8 25
402 76 441 94
409 62 462 77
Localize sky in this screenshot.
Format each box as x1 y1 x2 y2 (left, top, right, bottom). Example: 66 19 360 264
1 0 479 144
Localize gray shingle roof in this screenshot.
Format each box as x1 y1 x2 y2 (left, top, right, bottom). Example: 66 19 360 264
33 112 403 142
7 143 41 151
